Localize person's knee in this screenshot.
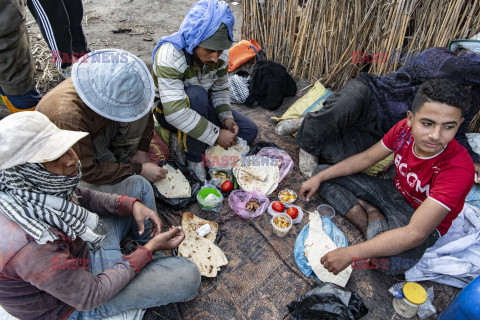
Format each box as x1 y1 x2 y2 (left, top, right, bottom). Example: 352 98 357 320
122 175 152 195
175 257 201 301
119 175 156 208
185 85 209 113
366 218 388 240
378 256 419 275
312 164 331 176
242 120 258 144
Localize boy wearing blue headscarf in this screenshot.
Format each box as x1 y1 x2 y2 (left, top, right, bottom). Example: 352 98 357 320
152 0 258 180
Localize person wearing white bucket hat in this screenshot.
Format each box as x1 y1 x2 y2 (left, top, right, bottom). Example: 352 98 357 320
449 32 480 55
0 112 200 320
37 49 166 244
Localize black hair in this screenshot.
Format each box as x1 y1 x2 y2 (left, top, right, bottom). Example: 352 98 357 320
411 78 471 116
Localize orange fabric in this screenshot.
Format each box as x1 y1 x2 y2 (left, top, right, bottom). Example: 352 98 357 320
228 40 262 72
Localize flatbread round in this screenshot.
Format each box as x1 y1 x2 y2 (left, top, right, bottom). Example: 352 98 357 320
181 212 218 243
178 212 228 277
205 139 249 170
153 164 191 199
304 211 352 287
233 156 279 195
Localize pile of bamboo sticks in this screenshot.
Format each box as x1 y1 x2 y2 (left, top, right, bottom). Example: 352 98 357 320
241 0 480 90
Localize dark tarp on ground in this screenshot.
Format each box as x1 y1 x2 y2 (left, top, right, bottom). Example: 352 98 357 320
144 92 460 320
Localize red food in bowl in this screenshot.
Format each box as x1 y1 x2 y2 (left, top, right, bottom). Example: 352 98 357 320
286 207 299 219
272 201 285 212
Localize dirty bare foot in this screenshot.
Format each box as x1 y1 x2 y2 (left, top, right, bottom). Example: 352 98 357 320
357 198 376 212
357 199 387 224
275 117 304 136
366 209 387 224
344 204 368 240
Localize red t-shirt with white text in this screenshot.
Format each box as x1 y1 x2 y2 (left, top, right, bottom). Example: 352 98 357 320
382 119 474 235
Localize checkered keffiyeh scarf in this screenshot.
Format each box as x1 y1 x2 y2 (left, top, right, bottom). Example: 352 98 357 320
0 163 105 245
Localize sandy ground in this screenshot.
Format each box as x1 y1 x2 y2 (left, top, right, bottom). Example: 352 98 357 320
79 0 242 69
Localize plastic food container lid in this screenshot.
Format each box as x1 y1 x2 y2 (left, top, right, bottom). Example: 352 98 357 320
402 282 427 305
316 204 335 218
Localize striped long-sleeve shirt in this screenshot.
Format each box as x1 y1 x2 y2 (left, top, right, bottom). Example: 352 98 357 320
153 42 233 146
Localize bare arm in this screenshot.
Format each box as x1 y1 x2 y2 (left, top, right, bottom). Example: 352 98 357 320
300 141 392 200
320 198 448 274
474 163 480 183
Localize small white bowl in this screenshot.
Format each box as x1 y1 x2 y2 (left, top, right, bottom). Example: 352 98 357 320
271 213 293 237
278 189 297 204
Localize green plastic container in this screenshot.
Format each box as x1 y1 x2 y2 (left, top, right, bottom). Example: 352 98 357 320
196 187 223 212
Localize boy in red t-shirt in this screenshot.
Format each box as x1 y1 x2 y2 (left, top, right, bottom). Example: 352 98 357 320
300 78 475 274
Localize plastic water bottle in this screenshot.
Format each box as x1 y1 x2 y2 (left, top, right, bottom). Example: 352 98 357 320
438 276 480 320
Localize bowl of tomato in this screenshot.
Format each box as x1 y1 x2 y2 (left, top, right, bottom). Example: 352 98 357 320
287 205 303 224
267 201 303 224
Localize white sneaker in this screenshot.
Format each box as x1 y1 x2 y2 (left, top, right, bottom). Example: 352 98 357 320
169 133 186 166
187 160 206 181
299 148 318 178
59 66 72 79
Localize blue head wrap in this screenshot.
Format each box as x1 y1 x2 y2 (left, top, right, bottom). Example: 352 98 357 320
152 0 234 63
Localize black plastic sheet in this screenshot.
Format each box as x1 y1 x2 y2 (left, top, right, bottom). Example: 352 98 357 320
287 283 368 320
246 141 281 156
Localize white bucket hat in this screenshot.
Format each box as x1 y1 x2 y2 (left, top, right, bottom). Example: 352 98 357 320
0 112 89 170
71 49 155 122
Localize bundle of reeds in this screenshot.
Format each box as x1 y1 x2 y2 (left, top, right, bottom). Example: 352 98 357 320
242 0 480 90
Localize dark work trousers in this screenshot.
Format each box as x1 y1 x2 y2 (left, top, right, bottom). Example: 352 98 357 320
296 78 383 164
27 0 89 69
0 0 40 112
154 85 258 162
313 164 440 274
0 87 40 113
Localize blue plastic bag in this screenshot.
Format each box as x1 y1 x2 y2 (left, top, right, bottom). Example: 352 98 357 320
321 217 349 248
294 217 349 280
